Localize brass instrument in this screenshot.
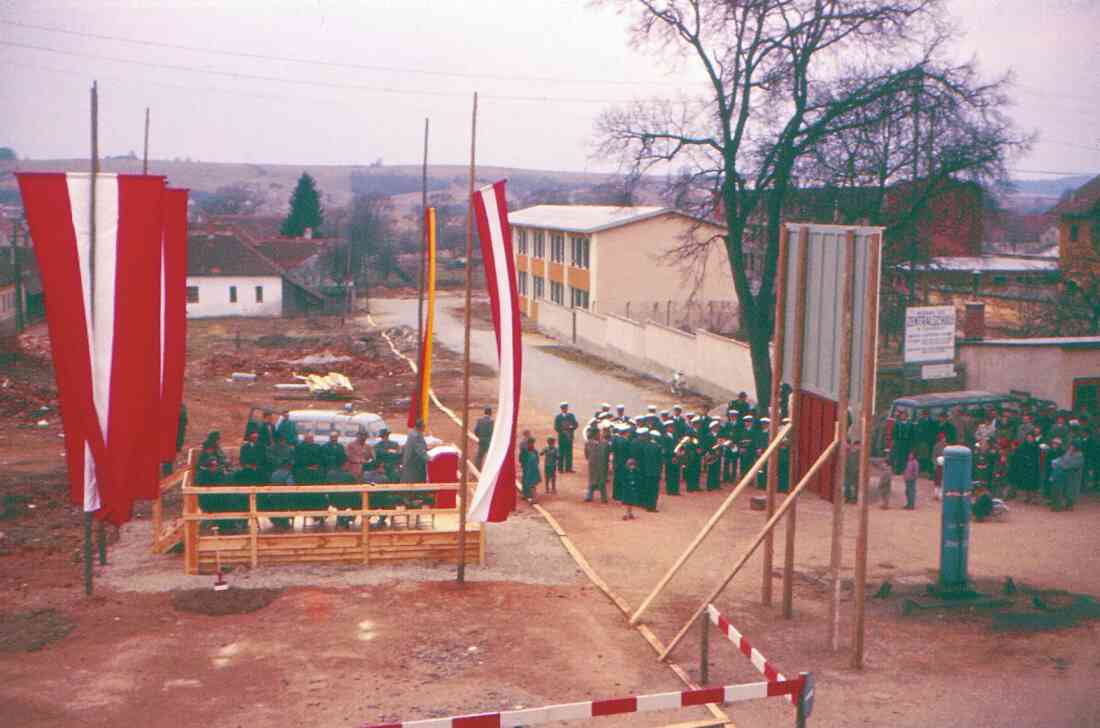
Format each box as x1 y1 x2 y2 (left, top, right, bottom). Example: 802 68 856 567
701 438 733 467
672 435 697 464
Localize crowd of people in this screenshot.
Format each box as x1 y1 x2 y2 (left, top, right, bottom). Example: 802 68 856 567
886 402 1097 516
518 396 790 521
193 410 432 532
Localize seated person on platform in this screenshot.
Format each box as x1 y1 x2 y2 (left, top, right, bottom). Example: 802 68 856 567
345 430 373 481
239 428 268 481
258 432 296 530
200 431 230 477
368 428 403 527
321 430 359 529
195 451 248 532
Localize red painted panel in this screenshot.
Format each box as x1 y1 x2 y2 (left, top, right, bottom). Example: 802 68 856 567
795 391 838 501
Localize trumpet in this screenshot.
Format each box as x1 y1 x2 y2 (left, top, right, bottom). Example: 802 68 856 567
673 435 697 464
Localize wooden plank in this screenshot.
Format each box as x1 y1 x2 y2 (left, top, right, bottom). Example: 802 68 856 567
249 493 259 568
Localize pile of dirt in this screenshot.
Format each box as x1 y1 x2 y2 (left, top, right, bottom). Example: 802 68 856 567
0 609 75 652
172 587 284 616
197 332 406 380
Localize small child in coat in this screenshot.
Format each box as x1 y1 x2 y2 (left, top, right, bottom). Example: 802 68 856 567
621 457 643 520
541 437 559 494
903 451 919 509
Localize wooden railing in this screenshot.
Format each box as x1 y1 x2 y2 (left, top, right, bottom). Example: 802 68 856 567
151 467 189 554
180 481 482 574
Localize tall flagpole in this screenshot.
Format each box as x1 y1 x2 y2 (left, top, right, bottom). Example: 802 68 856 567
414 119 429 420
457 93 478 584
85 81 99 596
142 107 150 175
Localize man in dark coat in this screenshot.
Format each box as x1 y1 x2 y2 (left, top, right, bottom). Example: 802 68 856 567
638 429 664 512
320 430 348 479
401 419 429 484
275 410 299 446
662 421 680 495
554 402 579 472
474 406 494 470
1010 431 1041 503
719 411 739 483
293 431 327 512
890 410 914 475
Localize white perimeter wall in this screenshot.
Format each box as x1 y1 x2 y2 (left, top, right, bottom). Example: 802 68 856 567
536 302 756 401
960 344 1100 409
186 276 283 319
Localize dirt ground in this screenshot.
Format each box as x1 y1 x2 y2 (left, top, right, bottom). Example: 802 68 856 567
2 298 1099 728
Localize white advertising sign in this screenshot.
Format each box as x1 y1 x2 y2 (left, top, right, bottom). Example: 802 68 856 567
904 306 957 364
921 363 957 380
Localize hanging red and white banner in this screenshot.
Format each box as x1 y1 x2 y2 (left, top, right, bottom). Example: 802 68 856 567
467 180 520 523
17 172 166 525
159 188 189 466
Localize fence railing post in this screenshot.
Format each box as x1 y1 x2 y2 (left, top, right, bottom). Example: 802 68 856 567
699 609 710 684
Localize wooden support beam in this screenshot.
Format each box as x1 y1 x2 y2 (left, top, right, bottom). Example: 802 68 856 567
783 226 811 619
763 223 790 606
828 230 857 651
851 234 882 669
629 423 792 626
660 431 840 661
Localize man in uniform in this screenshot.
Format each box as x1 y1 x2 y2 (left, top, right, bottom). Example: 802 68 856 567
474 406 494 470
260 433 296 530
677 421 702 493
671 405 687 440
661 421 680 495
239 429 267 481
275 410 299 446
554 402 579 472
293 431 327 517
321 429 348 479
738 414 758 484
256 410 277 450
729 391 752 419
890 410 914 475
614 404 627 422
704 420 722 490
638 428 663 512
720 410 740 483
753 416 771 488
611 423 631 501
584 425 611 503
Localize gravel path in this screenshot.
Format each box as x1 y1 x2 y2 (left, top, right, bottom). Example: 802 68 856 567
100 511 582 592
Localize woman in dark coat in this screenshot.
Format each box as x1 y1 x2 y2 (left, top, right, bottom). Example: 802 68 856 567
1010 432 1042 503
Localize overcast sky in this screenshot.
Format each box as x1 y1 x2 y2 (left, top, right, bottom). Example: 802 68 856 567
1 0 1097 178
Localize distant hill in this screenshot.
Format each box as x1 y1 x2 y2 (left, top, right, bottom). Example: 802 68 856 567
1010 174 1093 198
0 158 648 217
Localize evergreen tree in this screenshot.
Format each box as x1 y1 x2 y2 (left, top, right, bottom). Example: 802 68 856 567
281 172 324 236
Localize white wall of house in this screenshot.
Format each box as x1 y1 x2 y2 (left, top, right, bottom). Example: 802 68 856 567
186 275 283 318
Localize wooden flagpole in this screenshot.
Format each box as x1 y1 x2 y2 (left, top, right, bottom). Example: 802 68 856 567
413 119 429 415
762 224 790 606
457 93 478 583
851 234 882 669
782 226 811 619
827 230 857 650
85 81 99 596
142 107 150 175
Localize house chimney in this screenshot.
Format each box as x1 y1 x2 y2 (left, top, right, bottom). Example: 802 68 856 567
962 301 985 340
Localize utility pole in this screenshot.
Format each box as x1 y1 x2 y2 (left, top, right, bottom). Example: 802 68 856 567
12 221 24 334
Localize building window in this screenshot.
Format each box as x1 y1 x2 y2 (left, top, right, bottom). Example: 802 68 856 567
570 236 590 268
1069 223 1079 242
518 271 528 296
255 285 264 303
533 276 545 299
570 286 590 309
229 285 238 303
550 280 564 305
533 231 545 258
187 286 199 303
550 233 565 263
516 228 528 255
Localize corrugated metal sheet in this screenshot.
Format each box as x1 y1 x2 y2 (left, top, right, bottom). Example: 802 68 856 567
782 223 883 415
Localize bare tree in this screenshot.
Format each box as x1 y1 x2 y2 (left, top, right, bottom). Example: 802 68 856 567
343 193 408 285
596 0 1025 404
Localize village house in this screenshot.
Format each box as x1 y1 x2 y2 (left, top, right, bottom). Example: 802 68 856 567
186 232 322 318
1052 173 1100 289
507 205 733 324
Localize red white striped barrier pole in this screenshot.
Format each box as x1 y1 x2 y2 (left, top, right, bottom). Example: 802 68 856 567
706 603 796 705
359 679 805 728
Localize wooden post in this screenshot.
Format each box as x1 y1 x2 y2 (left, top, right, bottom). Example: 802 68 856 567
699 609 710 685
782 227 811 619
827 230 857 651
660 432 840 661
142 107 150 175
457 93 478 584
629 423 792 625
84 80 99 597
763 224 790 605
851 234 881 669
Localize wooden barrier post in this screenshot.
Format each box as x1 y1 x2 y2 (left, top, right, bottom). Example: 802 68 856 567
660 431 840 660
783 227 811 619
629 423 792 625
827 231 857 650
699 610 710 685
763 224 790 605
457 92 478 584
851 235 882 669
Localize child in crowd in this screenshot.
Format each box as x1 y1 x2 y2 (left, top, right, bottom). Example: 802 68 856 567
519 437 541 503
541 436 559 494
621 457 642 521
877 462 893 509
903 451 919 509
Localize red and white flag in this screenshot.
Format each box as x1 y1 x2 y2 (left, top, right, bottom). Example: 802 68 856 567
467 180 520 523
159 188 189 465
18 172 167 525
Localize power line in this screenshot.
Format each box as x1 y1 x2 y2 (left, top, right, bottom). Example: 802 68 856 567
1038 139 1100 154
0 17 679 89
1008 168 1097 177
0 39 642 105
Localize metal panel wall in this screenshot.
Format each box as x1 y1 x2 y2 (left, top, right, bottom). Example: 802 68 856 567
782 223 883 417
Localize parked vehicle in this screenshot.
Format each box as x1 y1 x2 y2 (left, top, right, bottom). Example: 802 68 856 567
245 406 442 449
